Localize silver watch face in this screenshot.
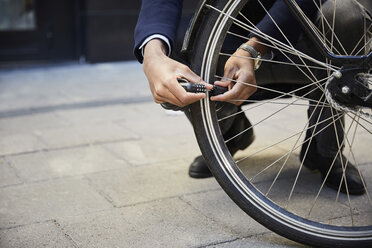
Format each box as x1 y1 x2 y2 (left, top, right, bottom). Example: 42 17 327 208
254 55 262 70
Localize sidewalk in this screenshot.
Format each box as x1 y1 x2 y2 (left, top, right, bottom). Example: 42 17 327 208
0 61 304 247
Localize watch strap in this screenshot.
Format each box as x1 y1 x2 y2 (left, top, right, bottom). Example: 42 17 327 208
238 43 259 58
238 43 262 70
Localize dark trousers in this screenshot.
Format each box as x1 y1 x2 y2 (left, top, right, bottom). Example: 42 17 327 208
175 0 371 157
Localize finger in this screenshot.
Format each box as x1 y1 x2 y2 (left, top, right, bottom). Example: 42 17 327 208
182 67 213 90
167 88 208 106
163 88 185 106
155 88 203 107
211 79 243 100
212 64 236 91
211 73 236 102
153 94 168 104
210 86 239 102
214 80 231 87
221 62 237 81
215 73 256 105
211 79 251 104
167 79 207 106
236 72 257 97
153 84 184 106
184 92 208 105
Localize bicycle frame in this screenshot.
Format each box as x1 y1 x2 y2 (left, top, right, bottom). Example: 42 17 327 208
284 0 372 68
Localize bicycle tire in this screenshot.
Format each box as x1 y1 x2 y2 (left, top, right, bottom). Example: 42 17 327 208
188 0 372 247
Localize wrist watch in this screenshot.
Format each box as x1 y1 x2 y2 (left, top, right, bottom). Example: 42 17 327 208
238 43 262 71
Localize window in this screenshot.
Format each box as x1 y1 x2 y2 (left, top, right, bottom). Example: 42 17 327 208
0 0 36 31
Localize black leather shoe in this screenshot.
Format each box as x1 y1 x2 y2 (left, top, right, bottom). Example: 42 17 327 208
189 155 213 178
189 112 255 179
300 140 365 195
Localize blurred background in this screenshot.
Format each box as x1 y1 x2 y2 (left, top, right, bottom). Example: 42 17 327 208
1 0 371 65
0 0 199 65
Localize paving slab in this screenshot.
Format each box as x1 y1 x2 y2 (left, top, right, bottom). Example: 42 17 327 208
0 221 74 248
0 178 112 229
345 133 372 165
241 99 308 133
55 105 129 125
207 233 307 248
0 133 47 156
85 160 220 207
0 62 149 112
58 198 236 248
181 190 269 237
115 102 194 138
103 134 200 166
5 145 128 183
0 160 22 187
34 121 138 149
0 112 69 134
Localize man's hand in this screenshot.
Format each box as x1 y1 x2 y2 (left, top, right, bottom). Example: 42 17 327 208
211 37 266 106
143 39 212 107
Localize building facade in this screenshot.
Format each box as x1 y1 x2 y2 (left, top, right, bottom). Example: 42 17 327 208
0 0 198 63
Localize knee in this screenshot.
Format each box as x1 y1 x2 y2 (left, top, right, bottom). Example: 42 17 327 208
319 0 370 53
321 0 365 25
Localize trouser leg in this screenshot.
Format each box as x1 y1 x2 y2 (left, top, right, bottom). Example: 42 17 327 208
305 0 371 157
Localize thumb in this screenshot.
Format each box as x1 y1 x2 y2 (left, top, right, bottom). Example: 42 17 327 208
214 64 236 88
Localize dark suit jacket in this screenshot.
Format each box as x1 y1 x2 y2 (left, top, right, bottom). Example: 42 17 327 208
133 0 317 63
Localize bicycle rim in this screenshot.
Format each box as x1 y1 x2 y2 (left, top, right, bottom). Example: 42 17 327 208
190 0 372 246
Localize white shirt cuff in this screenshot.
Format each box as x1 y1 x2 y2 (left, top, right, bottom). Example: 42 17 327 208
139 34 172 57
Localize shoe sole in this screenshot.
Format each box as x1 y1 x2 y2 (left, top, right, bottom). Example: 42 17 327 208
188 171 213 179
302 157 366 195
321 175 366 195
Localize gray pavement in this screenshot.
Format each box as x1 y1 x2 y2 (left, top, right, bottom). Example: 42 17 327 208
0 61 306 247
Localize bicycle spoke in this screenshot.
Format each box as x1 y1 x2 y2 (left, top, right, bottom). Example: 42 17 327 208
220 50 329 71
197 0 372 234
226 30 339 71
217 80 328 125
240 3 325 89
345 112 372 135
267 92 327 199
286 93 328 205
248 113 344 182
216 74 330 105
337 115 372 210
328 106 355 225
350 23 372 56
238 9 331 93
223 89 318 144
205 4 339 72
229 99 328 108
307 113 357 219
310 0 348 55
354 35 372 56
335 119 359 227
215 76 332 123
256 0 321 82
238 111 342 167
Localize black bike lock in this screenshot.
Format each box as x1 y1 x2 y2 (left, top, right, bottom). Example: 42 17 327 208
161 78 228 111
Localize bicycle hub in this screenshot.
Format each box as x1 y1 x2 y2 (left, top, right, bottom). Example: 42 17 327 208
326 68 372 109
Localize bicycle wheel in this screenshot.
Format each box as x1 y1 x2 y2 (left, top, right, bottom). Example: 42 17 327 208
188 0 372 247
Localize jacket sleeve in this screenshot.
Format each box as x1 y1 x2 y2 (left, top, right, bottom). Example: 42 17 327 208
133 0 183 63
255 0 318 46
